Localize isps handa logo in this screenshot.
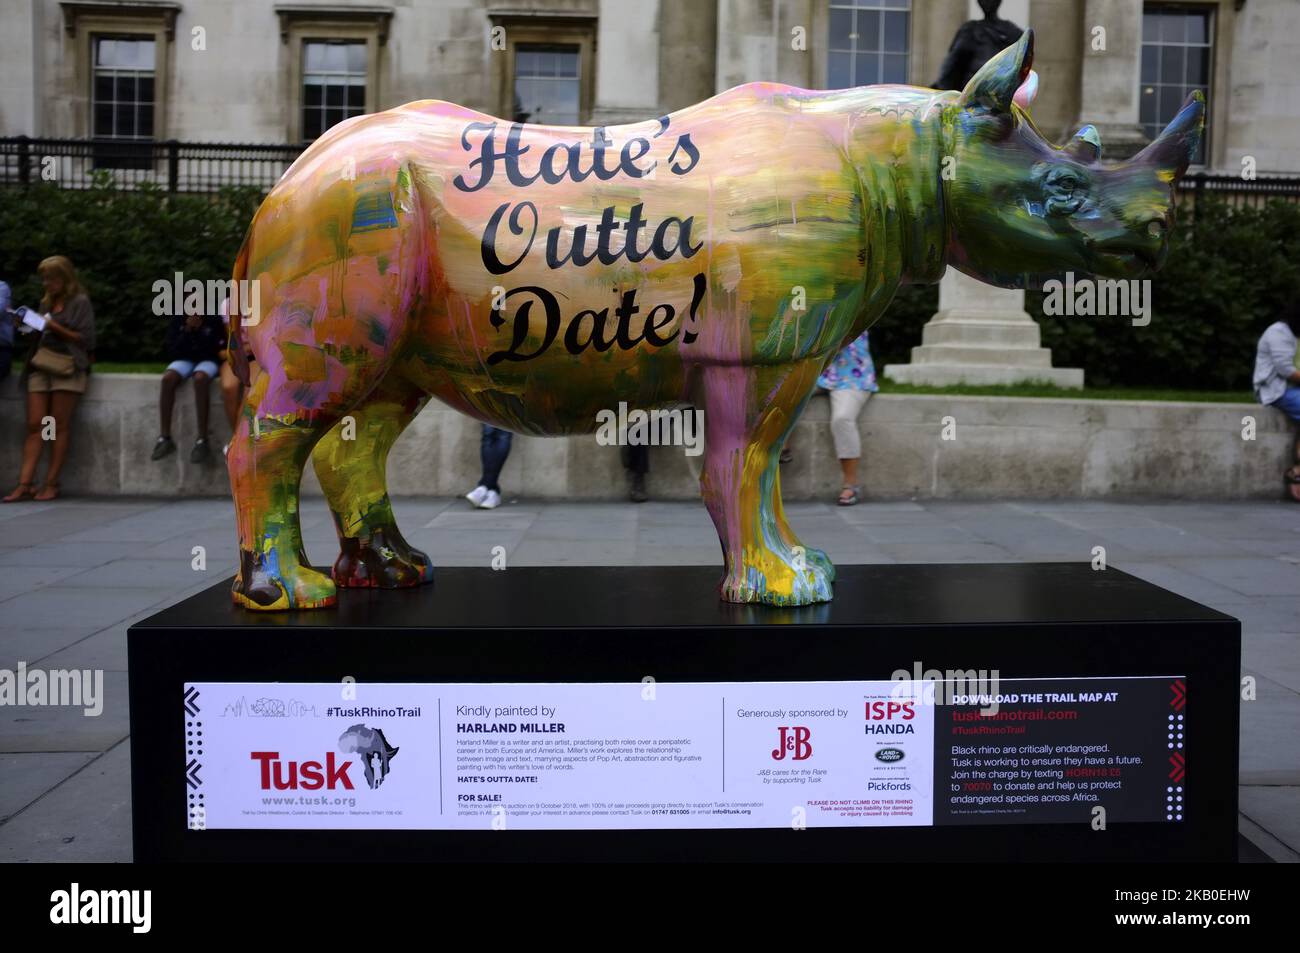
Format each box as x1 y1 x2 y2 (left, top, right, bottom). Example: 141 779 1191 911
865 700 915 736
250 724 400 791
771 726 812 761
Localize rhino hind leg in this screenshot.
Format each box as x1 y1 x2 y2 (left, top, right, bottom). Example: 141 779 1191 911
311 378 434 590
696 360 833 607
769 470 836 585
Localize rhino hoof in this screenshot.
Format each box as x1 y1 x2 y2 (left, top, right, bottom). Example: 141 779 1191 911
232 554 337 611
333 533 434 589
719 557 834 607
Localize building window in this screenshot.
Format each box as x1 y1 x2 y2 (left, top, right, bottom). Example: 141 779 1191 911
91 34 155 169
1141 4 1211 165
302 39 367 140
491 16 595 126
827 0 910 89
92 35 155 139
513 44 581 124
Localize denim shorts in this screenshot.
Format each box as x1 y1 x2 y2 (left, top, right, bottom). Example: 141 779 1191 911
167 359 219 380
1273 386 1300 423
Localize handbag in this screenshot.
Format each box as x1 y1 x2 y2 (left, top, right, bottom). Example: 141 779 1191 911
29 345 76 377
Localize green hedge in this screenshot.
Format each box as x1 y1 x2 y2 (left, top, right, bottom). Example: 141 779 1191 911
2 180 1294 389
0 178 262 362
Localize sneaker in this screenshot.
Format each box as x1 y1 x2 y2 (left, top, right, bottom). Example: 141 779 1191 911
151 436 176 461
479 489 502 509
222 442 230 458
190 437 212 464
465 485 489 507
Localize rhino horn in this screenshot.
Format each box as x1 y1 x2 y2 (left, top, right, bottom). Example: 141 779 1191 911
958 29 1034 114
1134 90 1206 178
1063 124 1102 163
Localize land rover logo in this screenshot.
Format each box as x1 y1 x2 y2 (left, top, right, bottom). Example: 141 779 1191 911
875 748 904 763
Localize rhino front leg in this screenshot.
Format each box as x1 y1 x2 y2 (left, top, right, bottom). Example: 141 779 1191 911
311 378 434 589
696 359 833 606
229 374 339 610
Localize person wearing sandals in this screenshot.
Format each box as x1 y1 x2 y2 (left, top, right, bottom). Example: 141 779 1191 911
1253 302 1300 501
152 299 224 463
3 256 95 503
817 329 879 506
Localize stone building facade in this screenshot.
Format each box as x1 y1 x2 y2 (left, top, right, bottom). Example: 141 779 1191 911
2 0 1297 173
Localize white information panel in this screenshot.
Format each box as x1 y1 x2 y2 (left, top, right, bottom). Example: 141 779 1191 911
183 681 933 830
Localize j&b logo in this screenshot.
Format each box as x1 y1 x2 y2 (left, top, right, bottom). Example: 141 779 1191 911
771 726 812 761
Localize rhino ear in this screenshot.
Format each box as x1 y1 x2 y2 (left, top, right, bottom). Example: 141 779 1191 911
1013 69 1039 110
958 29 1034 114
1063 124 1102 163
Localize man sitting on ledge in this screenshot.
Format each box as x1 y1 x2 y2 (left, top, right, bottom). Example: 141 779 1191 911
152 302 224 464
1253 301 1300 500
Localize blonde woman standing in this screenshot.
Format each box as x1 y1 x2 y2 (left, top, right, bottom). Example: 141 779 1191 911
3 256 95 502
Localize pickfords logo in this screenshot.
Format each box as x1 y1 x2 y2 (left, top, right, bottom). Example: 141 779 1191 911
865 700 915 736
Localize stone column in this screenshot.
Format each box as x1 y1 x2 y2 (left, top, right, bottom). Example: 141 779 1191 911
1074 0 1149 159
589 0 661 125
658 0 717 113
714 0 815 91
885 0 1083 389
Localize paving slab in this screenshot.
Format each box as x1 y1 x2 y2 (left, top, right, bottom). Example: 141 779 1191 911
1239 786 1300 858
0 624 111 670
0 672 128 753
0 565 88 603
0 741 132 862
0 752 97 823
1174 556 1300 597
1 587 176 632
1239 669 1300 785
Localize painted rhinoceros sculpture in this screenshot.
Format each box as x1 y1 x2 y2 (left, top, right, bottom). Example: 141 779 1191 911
226 31 1203 611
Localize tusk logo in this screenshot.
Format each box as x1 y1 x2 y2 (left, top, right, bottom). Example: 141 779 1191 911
338 724 400 789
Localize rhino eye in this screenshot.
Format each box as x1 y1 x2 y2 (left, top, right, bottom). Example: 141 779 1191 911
1043 167 1089 215
1046 168 1085 193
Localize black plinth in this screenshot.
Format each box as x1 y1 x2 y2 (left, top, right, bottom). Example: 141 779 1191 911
128 563 1240 863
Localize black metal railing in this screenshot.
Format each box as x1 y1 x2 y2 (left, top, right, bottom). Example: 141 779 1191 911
4 138 1300 209
1178 171 1300 212
0 137 305 192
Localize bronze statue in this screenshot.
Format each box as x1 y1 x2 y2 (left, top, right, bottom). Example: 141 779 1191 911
935 0 1024 91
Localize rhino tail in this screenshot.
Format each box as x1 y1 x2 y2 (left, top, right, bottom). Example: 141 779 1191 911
227 233 252 387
